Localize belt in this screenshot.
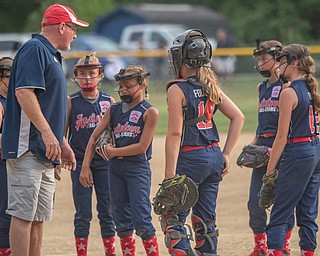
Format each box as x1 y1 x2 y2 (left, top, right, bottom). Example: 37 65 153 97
286 136 318 144
257 132 276 138
182 142 219 153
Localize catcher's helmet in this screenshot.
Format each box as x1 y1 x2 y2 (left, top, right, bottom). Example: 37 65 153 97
0 57 13 78
168 29 212 78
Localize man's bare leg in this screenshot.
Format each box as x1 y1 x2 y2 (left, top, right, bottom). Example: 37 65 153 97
10 216 32 256
29 221 43 256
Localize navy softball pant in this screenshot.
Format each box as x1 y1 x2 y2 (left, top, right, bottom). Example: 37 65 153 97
108 158 156 240
267 139 320 251
71 160 115 238
248 137 295 234
0 161 10 248
173 145 225 254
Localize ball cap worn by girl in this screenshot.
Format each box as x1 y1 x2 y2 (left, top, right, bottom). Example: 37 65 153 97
41 3 89 27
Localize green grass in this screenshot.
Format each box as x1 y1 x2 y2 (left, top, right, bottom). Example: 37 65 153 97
67 73 262 135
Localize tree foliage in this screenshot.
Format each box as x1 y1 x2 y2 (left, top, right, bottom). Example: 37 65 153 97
0 0 116 33
1 0 320 45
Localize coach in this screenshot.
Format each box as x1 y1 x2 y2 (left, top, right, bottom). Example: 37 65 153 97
1 4 88 255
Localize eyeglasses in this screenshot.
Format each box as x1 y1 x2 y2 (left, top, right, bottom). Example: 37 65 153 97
65 24 78 34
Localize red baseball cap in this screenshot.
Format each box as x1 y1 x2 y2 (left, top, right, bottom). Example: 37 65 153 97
41 4 89 27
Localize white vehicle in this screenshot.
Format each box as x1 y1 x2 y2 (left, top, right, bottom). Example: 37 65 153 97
0 33 31 58
119 24 187 50
119 24 217 50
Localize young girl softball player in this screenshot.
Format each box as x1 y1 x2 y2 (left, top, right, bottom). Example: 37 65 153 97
248 40 294 256
161 29 244 255
66 53 116 255
264 44 320 256
80 65 160 256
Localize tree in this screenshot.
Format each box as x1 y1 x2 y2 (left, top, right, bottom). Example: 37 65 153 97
0 0 116 33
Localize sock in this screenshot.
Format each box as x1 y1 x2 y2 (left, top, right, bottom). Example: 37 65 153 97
102 237 116 255
142 236 159 256
75 238 88 256
120 233 136 256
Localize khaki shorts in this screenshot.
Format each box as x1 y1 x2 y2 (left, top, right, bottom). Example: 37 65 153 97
6 151 55 222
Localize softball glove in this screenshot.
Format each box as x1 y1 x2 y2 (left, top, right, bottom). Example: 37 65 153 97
153 174 199 215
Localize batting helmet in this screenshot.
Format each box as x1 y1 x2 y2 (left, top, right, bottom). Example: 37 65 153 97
0 57 13 78
168 29 212 78
74 52 103 77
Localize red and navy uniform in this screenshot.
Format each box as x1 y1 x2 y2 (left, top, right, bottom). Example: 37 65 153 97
169 77 224 254
0 95 10 248
267 79 320 252
68 91 115 238
249 80 294 234
108 99 156 240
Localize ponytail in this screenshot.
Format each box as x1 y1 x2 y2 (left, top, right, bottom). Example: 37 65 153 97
198 67 222 104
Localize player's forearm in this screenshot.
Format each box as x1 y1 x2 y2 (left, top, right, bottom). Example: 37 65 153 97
165 134 181 179
223 115 244 155
16 88 51 134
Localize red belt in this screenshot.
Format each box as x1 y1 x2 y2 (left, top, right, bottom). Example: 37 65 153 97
286 136 318 144
182 142 219 153
258 132 276 138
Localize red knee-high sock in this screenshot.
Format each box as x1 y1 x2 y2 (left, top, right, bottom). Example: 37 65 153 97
301 250 314 256
102 237 116 256
120 233 136 256
142 236 159 256
249 233 267 256
0 248 11 256
268 249 283 256
75 238 88 256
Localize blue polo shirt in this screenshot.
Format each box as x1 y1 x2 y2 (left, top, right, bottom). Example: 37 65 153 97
2 34 68 165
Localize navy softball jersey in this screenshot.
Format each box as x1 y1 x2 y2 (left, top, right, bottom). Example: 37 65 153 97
175 77 220 146
256 79 283 140
109 99 152 161
68 90 111 161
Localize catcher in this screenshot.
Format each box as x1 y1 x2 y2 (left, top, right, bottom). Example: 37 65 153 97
239 40 294 256
158 29 244 255
80 65 160 255
64 53 117 256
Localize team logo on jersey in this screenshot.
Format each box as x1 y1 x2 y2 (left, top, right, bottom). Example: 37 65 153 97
129 110 142 123
99 101 110 113
271 86 281 98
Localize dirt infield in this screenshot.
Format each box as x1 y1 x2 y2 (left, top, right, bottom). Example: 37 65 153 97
42 134 320 255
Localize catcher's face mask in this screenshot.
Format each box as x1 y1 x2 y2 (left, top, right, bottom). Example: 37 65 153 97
168 29 212 79
274 50 310 83
114 68 150 103
253 39 281 78
74 54 103 94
